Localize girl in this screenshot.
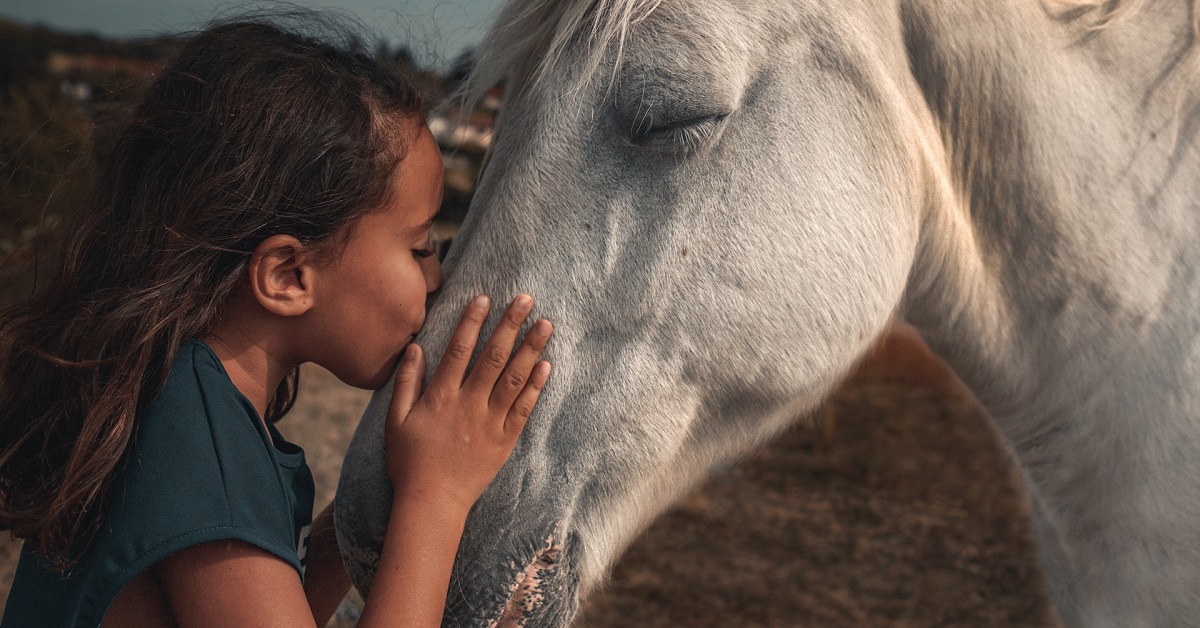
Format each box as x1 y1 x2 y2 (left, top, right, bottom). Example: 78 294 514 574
0 19 552 627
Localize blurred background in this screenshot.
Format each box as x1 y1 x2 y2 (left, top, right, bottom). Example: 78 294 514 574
0 1 503 289
0 3 1060 626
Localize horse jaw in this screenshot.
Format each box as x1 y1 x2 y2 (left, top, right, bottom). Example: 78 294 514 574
337 0 922 624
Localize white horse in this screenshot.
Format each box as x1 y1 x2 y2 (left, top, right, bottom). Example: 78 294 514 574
336 0 1200 625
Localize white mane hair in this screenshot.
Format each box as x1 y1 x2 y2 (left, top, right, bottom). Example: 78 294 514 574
463 0 664 103
464 0 1199 100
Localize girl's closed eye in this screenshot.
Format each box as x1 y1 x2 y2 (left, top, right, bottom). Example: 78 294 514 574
413 246 435 259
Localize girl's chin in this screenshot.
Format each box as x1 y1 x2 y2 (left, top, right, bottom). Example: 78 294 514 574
339 342 415 390
339 363 394 391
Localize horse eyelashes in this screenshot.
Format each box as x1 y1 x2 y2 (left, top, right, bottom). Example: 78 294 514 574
629 112 730 154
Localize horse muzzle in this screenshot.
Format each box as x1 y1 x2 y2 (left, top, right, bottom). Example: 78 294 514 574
444 528 581 627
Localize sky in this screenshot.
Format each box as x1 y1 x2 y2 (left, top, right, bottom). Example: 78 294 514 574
0 0 506 68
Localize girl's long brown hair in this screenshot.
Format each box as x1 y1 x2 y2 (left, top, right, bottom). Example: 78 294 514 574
0 18 424 569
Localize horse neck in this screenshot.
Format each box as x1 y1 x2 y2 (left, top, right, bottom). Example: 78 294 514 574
899 0 1200 449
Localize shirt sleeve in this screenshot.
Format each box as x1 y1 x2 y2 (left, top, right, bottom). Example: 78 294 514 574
85 344 305 616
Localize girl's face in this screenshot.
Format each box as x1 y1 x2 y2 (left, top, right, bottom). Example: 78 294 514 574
303 125 445 389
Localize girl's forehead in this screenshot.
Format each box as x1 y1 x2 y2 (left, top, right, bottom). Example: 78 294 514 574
371 129 443 228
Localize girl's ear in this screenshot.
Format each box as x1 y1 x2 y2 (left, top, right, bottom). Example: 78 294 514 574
247 235 315 317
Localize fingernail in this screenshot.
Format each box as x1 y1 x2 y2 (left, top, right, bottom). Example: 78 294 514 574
539 361 552 378
533 319 551 336
404 344 419 361
515 294 533 312
473 294 489 309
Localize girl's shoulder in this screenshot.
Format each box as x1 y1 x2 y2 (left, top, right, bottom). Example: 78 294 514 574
1 340 313 628
126 339 305 521
142 339 245 428
108 337 314 605
137 340 288 460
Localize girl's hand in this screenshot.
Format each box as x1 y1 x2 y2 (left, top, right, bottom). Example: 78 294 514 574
385 294 552 515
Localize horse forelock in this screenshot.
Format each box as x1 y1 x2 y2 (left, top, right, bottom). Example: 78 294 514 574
462 0 666 106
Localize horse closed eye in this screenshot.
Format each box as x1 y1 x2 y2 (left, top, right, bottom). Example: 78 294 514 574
629 112 730 154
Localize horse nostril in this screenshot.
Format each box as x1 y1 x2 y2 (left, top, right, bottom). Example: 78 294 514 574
493 539 564 627
534 546 560 569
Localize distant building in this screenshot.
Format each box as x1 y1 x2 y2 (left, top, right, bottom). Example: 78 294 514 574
427 85 503 153
47 51 160 80
47 51 161 101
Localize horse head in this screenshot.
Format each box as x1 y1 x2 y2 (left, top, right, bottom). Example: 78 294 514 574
336 1 943 624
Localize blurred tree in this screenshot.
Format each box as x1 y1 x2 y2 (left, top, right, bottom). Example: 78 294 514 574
0 80 93 239
0 22 40 93
447 47 477 89
0 18 173 92
0 75 96 306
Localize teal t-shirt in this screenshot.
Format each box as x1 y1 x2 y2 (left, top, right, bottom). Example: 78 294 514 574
1 340 315 628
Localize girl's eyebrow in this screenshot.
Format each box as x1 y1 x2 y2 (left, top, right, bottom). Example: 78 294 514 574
409 218 436 236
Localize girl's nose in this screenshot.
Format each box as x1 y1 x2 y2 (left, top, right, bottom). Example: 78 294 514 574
422 255 443 294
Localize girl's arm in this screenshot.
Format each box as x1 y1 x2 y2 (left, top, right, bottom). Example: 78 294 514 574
156 295 550 627
359 294 552 625
158 541 321 627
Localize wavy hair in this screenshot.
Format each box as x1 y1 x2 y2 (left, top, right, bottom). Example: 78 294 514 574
0 18 424 569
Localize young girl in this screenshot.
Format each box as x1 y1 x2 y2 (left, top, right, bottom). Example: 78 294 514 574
0 19 552 627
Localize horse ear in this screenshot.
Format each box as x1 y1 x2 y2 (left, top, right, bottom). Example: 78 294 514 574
247 235 314 317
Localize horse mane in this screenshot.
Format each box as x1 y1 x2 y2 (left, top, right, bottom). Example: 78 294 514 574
463 0 1198 105
463 0 664 104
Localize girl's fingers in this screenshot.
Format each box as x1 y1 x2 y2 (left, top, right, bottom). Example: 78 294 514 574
429 294 490 389
388 343 425 422
506 361 552 434
489 319 553 410
465 295 535 392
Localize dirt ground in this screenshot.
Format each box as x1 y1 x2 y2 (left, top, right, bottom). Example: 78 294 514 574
576 327 1058 627
0 327 1059 626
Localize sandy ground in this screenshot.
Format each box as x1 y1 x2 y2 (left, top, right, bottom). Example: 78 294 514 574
0 327 1058 626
